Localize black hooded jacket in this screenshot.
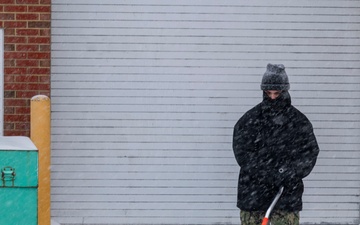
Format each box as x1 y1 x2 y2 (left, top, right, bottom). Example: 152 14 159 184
232 91 319 211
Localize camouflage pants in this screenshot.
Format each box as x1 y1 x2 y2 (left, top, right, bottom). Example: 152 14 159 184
240 210 299 225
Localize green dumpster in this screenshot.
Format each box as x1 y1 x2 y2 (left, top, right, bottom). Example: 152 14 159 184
0 136 38 225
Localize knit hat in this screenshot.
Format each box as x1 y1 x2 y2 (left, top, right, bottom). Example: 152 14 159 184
261 64 290 90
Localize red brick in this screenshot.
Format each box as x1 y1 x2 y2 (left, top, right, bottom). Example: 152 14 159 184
4 21 27 28
4 91 15 98
5 68 27 75
4 123 14 130
40 28 50 36
28 21 50 28
15 108 30 115
28 68 49 74
16 44 39 51
5 36 26 43
28 37 50 44
0 13 14 20
4 130 29 136
2 0 51 137
4 44 15 51
40 59 50 67
16 0 39 4
4 59 15 67
5 83 27 90
15 122 30 130
4 6 27 12
4 52 26 59
28 52 50 59
16 28 39 36
28 83 50 90
16 91 38 98
16 13 39 20
39 75 50 82
4 107 14 114
28 6 50 13
4 28 15 35
16 59 39 67
40 13 50 20
15 75 38 82
0 0 15 4
5 98 28 106
4 75 14 82
39 44 50 51
15 123 30 131
4 115 28 121
4 115 30 122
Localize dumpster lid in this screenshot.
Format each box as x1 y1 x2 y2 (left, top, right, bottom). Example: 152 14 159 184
0 136 37 151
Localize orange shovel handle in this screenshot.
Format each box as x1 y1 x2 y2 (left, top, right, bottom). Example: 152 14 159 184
261 217 269 225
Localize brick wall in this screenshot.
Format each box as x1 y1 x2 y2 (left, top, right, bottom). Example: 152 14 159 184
1 0 51 136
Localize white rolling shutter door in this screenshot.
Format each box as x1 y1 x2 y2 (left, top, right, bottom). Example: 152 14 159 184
51 1 360 224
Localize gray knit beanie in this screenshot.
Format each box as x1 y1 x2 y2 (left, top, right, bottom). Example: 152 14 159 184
261 63 290 90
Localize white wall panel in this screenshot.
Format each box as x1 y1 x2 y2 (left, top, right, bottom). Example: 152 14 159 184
52 1 360 224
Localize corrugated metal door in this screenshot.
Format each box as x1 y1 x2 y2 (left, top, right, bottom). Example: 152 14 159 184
51 1 360 224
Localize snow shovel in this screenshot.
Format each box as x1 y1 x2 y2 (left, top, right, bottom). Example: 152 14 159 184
261 186 284 225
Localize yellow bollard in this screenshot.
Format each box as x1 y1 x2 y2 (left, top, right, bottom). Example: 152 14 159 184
30 95 51 225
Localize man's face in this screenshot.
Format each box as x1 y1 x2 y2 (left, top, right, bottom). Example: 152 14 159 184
265 90 282 100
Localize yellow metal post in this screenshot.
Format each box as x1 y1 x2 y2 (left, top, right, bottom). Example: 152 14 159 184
30 95 51 225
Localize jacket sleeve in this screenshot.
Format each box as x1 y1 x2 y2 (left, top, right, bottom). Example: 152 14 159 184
293 121 320 178
232 113 260 174
280 118 320 181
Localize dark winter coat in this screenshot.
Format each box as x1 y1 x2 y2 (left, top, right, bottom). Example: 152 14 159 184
232 91 319 212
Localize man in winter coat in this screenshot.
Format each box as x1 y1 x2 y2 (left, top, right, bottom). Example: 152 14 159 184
232 64 320 225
